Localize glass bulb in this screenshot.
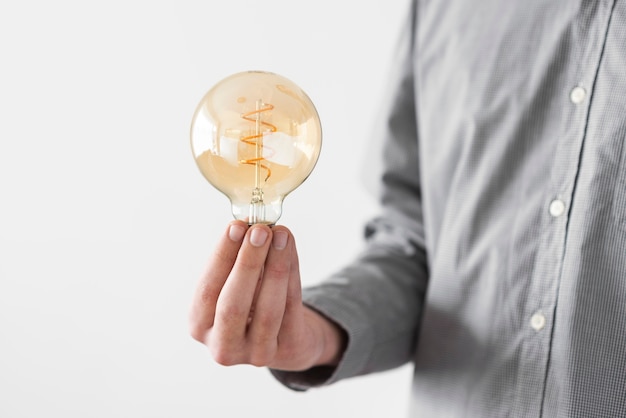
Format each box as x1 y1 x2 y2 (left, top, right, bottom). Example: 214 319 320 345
190 71 322 225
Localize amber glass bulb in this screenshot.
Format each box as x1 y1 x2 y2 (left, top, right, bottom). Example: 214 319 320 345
190 71 322 225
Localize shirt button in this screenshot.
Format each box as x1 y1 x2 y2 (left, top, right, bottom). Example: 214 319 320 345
570 86 586 104
530 312 546 331
549 199 566 217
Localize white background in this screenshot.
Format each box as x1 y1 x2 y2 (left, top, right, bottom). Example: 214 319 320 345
0 1 413 417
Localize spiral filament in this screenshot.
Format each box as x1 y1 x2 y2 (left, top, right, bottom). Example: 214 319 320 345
240 102 276 184
240 100 277 224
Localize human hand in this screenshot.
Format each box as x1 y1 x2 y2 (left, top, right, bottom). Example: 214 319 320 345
189 221 345 371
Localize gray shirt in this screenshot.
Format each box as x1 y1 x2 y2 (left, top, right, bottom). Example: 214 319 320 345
273 1 626 416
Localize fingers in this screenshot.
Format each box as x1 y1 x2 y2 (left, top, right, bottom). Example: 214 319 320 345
212 224 274 344
191 222 303 368
277 230 303 335
245 226 294 365
269 232 310 368
189 221 248 343
210 225 301 367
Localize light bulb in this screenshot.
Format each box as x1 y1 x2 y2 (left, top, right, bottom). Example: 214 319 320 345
190 71 322 225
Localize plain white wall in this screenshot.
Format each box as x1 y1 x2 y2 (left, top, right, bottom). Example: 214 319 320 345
0 1 413 417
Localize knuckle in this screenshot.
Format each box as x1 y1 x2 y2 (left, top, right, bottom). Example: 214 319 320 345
189 323 207 343
208 338 241 366
246 330 278 366
250 311 279 339
264 260 290 279
247 356 268 368
211 348 238 366
188 309 213 344
247 347 275 367
236 255 264 273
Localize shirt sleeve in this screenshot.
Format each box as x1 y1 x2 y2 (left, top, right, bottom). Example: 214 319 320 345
271 0 429 390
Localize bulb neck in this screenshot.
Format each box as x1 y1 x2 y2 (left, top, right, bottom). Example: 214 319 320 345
248 187 266 224
230 195 283 225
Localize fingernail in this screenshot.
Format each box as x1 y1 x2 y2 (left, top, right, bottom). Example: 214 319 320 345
249 227 269 247
228 224 245 242
273 231 288 250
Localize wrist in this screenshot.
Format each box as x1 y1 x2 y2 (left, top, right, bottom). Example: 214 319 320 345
304 306 347 367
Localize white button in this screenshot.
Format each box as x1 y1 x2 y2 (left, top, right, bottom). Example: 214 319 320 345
549 199 566 217
570 86 586 104
530 312 546 331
